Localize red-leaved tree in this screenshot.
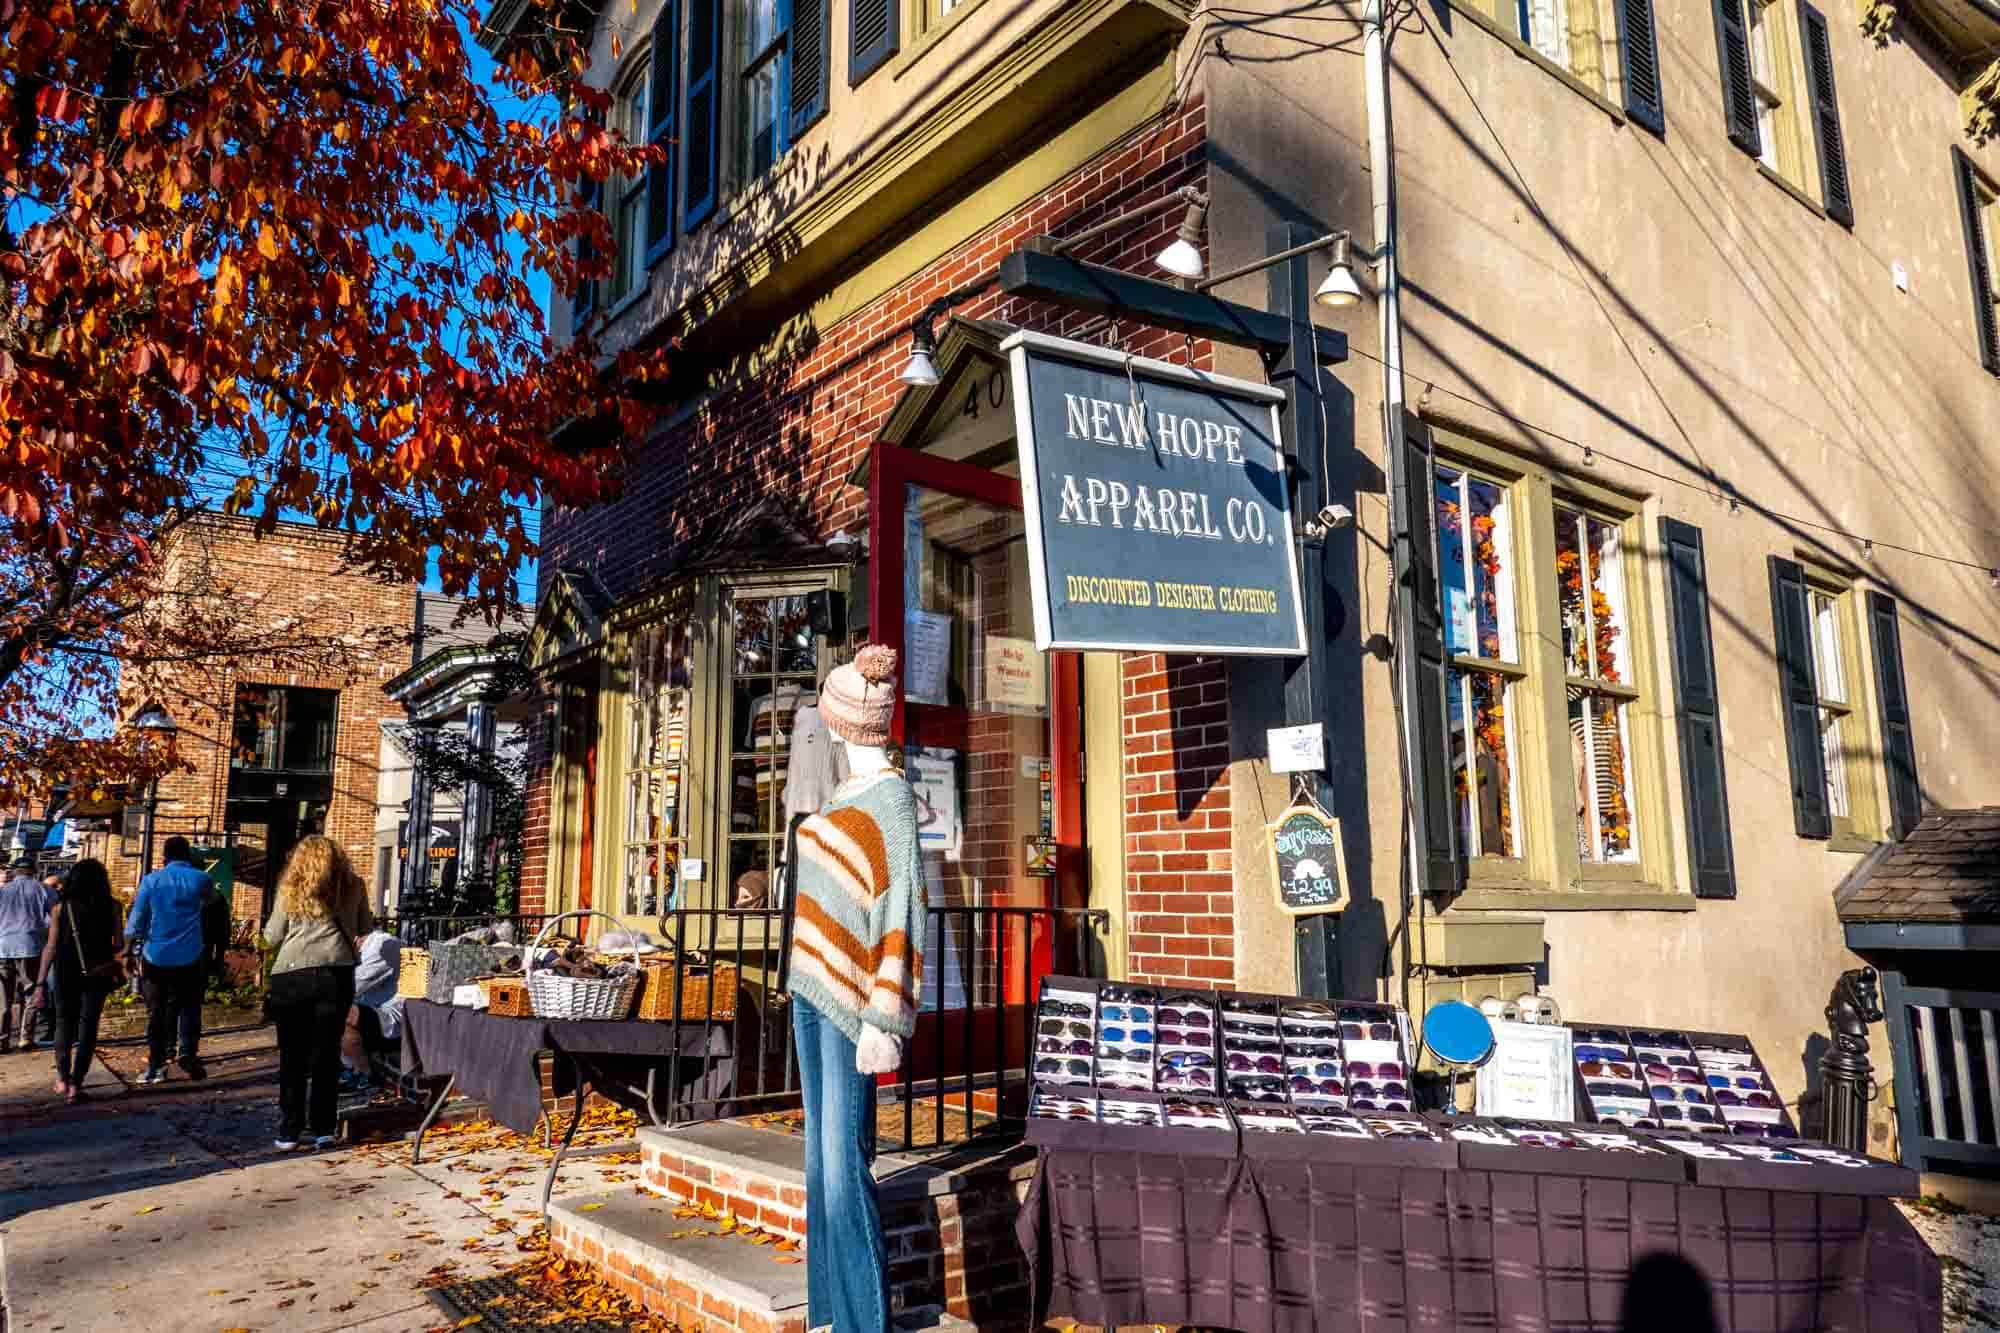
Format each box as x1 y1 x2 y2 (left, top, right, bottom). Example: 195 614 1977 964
0 0 658 802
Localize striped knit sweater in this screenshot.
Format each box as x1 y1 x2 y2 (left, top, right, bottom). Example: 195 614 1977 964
787 768 927 1044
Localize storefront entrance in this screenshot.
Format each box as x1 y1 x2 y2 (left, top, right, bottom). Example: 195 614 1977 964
867 438 1085 1108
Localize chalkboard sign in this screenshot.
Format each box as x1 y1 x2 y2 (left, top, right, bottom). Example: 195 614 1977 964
1266 805 1347 916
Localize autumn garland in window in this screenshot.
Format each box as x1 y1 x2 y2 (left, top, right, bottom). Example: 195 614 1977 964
1556 538 1634 859
1437 492 1515 855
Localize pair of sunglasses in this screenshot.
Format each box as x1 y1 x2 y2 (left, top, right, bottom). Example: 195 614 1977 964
1342 1022 1395 1042
1156 1029 1210 1047
1651 1086 1711 1105
1229 1054 1284 1074
1158 1009 1213 1028
1288 1076 1344 1096
1283 1003 1337 1019
1036 1057 1091 1077
1351 1080 1408 1097
1038 1109 1094 1121
1039 1038 1091 1056
1588 1081 1647 1098
1041 1001 1091 1019
1707 1074 1766 1090
1714 1090 1778 1108
1160 1069 1214 1089
1040 1019 1090 1038
1728 1122 1796 1138
1101 1005 1152 1023
1349 1098 1410 1111
1646 1065 1703 1084
1290 1060 1342 1078
1579 1060 1635 1079
1629 1029 1686 1047
1347 1061 1404 1079
1636 1050 1695 1068
1162 1051 1215 1069
1655 1104 1719 1124
1287 1043 1342 1060
1225 1037 1283 1055
1100 986 1157 1004
1223 1000 1278 1017
1100 1027 1152 1044
1574 1044 1632 1062
1164 1099 1225 1116
1097 1047 1149 1064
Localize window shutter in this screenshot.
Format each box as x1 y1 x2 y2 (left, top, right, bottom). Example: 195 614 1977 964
1709 0 1762 158
645 0 680 266
1866 591 1923 839
850 0 899 87
1796 2 1854 227
1397 420 1461 894
1661 519 1736 899
1768 556 1830 838
1953 147 2000 375
788 0 830 138
683 0 722 228
1613 0 1667 135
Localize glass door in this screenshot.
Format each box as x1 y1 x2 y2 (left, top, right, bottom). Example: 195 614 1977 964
869 445 1083 1116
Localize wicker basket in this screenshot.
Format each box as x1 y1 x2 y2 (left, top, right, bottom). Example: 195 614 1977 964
634 957 740 1022
397 950 433 999
480 975 532 1018
526 911 642 1021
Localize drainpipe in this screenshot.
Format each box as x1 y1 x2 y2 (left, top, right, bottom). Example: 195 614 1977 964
1364 0 1427 992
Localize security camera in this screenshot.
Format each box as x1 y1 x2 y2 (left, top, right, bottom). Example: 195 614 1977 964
1303 503 1353 540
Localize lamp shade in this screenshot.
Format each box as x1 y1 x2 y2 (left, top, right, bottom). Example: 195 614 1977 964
899 348 940 387
129 702 178 735
1314 261 1363 308
1155 237 1204 280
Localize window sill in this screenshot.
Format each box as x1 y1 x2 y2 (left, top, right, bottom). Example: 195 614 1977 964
1754 161 1828 220
893 0 999 79
1826 831 1882 854
1448 2 1626 125
1445 887 1696 912
603 286 649 326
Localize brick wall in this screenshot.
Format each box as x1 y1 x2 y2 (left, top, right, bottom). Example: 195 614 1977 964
1122 652 1233 988
532 100 1228 967
119 514 415 914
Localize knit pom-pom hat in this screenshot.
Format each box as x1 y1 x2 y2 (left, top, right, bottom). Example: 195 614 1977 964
819 643 898 747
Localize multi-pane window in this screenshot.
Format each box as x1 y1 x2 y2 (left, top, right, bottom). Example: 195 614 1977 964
231 685 338 773
740 0 784 180
608 59 652 306
1555 504 1639 864
622 621 690 918
1746 0 1799 182
1436 466 1522 859
1808 587 1856 825
1473 0 1618 97
726 592 821 899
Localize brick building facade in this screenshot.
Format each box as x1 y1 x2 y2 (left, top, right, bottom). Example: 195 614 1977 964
111 514 415 921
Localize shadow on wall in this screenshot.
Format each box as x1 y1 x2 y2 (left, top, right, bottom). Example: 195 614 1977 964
1800 1031 1833 1138
1621 1252 1720 1333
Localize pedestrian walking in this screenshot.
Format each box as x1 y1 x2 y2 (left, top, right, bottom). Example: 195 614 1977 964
261 835 373 1151
35 871 64 1046
25 860 126 1102
0 853 55 1053
125 836 219 1083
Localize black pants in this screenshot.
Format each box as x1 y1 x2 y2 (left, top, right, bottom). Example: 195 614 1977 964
142 961 206 1070
54 980 108 1086
270 966 354 1139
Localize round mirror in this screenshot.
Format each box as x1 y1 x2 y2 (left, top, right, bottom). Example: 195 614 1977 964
1423 999 1496 1068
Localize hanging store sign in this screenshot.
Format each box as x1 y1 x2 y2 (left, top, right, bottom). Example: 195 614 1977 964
1266 804 1347 916
1003 331 1307 656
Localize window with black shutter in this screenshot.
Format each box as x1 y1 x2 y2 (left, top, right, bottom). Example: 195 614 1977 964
645 0 681 266
684 0 722 227
738 0 790 181
1709 0 1762 156
1796 1 1852 226
789 0 830 137
1661 519 1736 898
1614 0 1667 135
1768 556 1830 838
1866 592 1923 839
1953 147 2000 376
1399 421 1461 895
850 0 899 86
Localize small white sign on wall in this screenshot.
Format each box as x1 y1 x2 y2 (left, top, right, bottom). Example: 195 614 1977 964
1267 723 1325 774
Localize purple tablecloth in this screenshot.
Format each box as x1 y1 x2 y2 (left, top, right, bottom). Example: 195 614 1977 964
1018 1148 1943 1332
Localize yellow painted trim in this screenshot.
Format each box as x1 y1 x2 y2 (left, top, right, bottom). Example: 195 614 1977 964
1447 0 1623 119
1084 651 1128 981
1447 889 1697 912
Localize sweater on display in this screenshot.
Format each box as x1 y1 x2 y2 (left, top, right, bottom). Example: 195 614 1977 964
786 769 927 1044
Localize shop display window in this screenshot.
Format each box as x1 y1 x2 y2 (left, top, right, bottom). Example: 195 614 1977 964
1436 465 1522 860
725 590 821 897
622 619 691 918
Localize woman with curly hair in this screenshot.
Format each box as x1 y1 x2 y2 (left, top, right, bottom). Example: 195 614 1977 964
261 835 374 1150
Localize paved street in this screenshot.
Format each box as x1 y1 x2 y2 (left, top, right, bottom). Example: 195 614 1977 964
0 1022 647 1333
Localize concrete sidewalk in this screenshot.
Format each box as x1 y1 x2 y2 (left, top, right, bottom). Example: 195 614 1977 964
0 1025 648 1333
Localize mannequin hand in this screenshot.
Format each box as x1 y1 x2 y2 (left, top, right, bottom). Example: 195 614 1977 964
855 1026 903 1074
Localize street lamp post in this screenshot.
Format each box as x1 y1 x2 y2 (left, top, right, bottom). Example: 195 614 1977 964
130 702 179 878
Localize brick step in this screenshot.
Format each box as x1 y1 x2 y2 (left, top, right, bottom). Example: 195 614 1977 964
628 1118 1038 1321
548 1192 979 1333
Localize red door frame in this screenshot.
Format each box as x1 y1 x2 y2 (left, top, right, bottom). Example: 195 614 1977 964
867 444 1084 1100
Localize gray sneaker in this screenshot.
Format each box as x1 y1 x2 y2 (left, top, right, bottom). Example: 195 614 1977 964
139 1066 169 1085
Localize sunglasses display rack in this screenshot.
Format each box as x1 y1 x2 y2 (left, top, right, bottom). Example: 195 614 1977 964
1440 1116 1690 1183
1033 983 1099 1088
1636 1132 1918 1196
1568 1023 1800 1137
1094 986 1158 1092
1155 991 1221 1096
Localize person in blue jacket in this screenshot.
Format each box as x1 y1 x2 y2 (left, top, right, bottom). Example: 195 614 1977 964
125 837 218 1084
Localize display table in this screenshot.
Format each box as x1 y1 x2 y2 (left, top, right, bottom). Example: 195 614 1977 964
1016 1147 1943 1332
399 1000 735 1209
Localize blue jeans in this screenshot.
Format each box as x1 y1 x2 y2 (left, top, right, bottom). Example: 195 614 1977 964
791 998 888 1333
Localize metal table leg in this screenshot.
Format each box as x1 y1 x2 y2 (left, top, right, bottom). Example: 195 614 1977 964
541 1079 591 1216
411 1073 457 1165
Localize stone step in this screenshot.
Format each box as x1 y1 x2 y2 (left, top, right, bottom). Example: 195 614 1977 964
548 1192 980 1333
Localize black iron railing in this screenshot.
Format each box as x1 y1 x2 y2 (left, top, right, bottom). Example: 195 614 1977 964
383 913 568 948
642 902 1110 1152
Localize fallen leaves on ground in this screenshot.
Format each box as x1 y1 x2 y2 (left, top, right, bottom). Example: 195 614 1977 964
665 1198 801 1261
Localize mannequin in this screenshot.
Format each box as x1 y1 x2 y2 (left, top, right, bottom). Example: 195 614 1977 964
785 644 925 1333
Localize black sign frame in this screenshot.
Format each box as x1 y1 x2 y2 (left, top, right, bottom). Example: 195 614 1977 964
1004 331 1307 656
1266 804 1347 917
